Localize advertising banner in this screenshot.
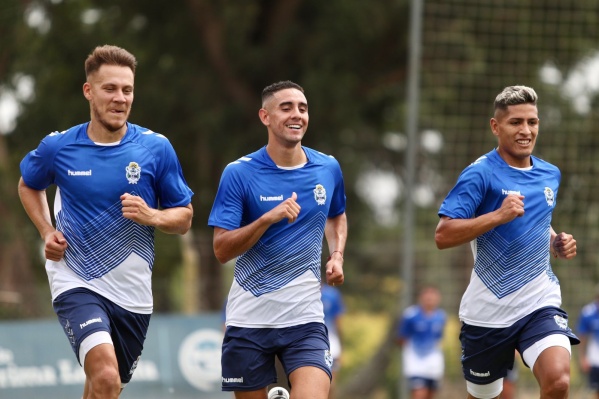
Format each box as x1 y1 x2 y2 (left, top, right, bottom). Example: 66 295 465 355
0 313 230 399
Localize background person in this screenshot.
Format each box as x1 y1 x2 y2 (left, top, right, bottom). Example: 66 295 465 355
17 45 194 399
321 283 346 399
576 285 599 399
501 351 520 399
397 285 447 399
208 80 347 399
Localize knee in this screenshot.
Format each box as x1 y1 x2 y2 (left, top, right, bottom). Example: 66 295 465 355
91 367 121 394
542 373 570 397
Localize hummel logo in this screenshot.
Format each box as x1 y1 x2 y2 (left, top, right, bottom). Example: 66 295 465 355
260 195 283 201
68 169 92 176
501 189 520 196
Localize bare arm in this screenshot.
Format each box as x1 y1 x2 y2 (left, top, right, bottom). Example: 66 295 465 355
435 194 525 249
212 192 301 264
324 212 347 285
120 193 193 235
18 177 67 261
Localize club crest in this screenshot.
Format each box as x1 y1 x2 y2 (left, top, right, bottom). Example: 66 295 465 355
126 162 142 184
553 314 568 330
544 187 554 207
324 349 333 369
313 184 326 205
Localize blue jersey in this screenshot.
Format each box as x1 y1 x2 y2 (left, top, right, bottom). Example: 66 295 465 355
209 146 346 328
578 301 599 366
398 305 446 379
20 122 193 313
321 285 345 358
322 285 345 334
438 149 562 327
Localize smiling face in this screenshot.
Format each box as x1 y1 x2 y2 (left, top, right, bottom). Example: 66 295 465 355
83 64 134 141
259 87 309 148
490 103 539 168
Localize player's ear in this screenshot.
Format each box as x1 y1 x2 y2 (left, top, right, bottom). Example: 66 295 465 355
258 108 269 126
490 118 499 137
83 82 92 100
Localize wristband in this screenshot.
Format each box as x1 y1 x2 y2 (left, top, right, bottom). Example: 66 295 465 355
328 250 343 261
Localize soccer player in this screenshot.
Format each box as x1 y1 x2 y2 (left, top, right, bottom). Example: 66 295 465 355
435 85 579 399
209 80 347 399
576 285 599 399
18 45 194 399
397 285 447 399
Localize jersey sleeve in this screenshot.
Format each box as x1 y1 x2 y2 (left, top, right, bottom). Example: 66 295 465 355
327 158 346 218
20 135 58 190
397 307 416 339
208 163 246 231
438 164 487 219
155 138 193 208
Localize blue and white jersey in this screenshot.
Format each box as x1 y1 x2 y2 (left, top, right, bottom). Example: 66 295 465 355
577 301 599 366
438 149 562 327
20 122 193 314
208 146 346 328
398 305 446 379
321 284 346 358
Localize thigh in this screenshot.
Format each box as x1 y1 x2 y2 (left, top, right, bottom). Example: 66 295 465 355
106 301 150 384
289 366 330 399
53 288 112 364
517 307 579 369
460 322 517 384
53 287 150 384
221 326 277 391
278 322 333 381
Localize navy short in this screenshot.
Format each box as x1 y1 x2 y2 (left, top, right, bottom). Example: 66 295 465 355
589 366 599 391
460 306 579 385
52 288 151 384
221 322 332 391
407 377 440 391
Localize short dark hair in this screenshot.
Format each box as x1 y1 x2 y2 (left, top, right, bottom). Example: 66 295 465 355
85 45 137 78
494 85 538 112
262 81 304 106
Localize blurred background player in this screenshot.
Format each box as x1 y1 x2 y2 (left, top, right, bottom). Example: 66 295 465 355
501 351 520 399
576 285 599 399
321 283 346 399
397 285 447 399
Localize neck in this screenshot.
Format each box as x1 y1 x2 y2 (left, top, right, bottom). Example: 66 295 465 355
266 143 306 167
87 121 127 143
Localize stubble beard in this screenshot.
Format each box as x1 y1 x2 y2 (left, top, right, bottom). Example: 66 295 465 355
92 104 130 133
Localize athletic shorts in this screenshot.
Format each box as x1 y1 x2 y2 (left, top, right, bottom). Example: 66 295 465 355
407 376 440 391
460 306 579 385
52 287 151 384
221 322 332 391
589 366 599 391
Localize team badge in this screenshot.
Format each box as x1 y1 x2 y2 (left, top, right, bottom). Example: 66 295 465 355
126 162 142 184
544 187 554 207
313 184 326 205
324 349 333 369
553 314 568 330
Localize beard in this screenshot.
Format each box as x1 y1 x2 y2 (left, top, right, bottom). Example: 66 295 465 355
91 103 130 133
